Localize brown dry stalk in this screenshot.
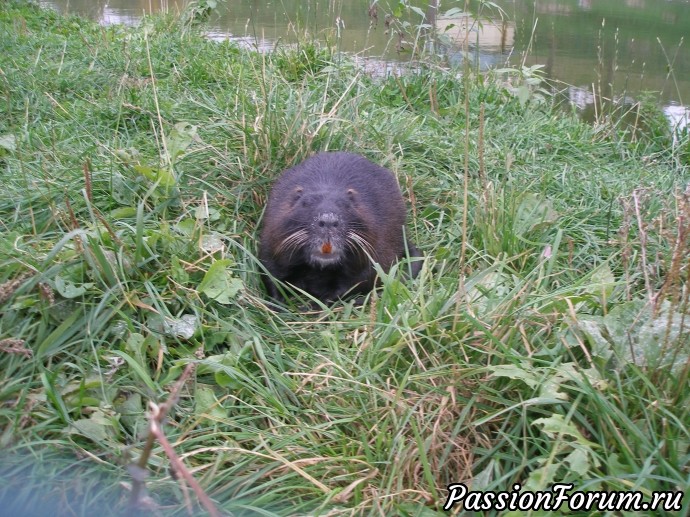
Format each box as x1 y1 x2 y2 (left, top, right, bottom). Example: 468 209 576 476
619 196 633 301
671 252 690 405
632 190 653 303
129 363 220 517
453 42 471 332
653 189 690 314
93 209 125 247
83 159 92 203
429 80 438 115
64 195 84 254
478 102 485 186
149 404 221 517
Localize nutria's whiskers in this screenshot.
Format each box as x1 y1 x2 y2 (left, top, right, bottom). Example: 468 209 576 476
275 229 309 258
347 230 376 259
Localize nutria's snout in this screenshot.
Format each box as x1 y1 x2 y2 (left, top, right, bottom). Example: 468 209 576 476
315 212 340 230
310 212 344 267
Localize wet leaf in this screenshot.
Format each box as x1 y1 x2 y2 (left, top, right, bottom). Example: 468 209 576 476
489 363 539 389
0 134 17 152
69 410 115 443
198 259 242 304
54 276 92 298
148 314 199 340
194 385 227 423
133 164 176 187
565 446 591 476
166 122 197 164
533 414 597 447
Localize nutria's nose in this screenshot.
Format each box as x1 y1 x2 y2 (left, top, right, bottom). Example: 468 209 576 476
317 212 339 229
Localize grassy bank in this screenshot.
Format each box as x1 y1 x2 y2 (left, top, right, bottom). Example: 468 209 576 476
0 1 688 515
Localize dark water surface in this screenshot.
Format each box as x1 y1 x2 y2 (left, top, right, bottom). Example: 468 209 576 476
40 0 690 129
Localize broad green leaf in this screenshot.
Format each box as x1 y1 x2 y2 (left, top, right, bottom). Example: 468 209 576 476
198 259 243 304
175 218 197 236
533 414 597 447
200 233 225 254
575 316 613 360
133 164 176 187
114 391 143 432
147 314 198 340
54 275 92 298
489 363 539 389
603 299 689 371
523 463 560 491
564 447 591 476
442 8 465 18
588 263 615 299
166 122 197 164
125 332 147 364
0 134 17 152
195 205 220 221
110 207 137 218
69 410 115 443
516 84 530 107
409 6 426 19
194 385 227 423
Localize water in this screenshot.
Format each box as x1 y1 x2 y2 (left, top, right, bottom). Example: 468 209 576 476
39 0 690 130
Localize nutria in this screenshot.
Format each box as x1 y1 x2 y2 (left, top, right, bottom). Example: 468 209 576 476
259 151 422 305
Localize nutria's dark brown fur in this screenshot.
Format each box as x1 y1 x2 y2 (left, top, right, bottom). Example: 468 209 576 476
259 152 422 305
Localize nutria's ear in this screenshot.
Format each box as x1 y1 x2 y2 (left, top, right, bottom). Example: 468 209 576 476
346 188 357 199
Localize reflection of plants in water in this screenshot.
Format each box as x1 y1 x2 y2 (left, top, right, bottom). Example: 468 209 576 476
432 1 509 68
181 0 226 31
588 20 685 153
367 0 431 57
370 0 508 64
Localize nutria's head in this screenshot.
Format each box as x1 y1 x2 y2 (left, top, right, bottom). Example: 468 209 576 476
271 186 375 268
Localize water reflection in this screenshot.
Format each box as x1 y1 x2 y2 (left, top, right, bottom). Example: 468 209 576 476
434 15 516 70
39 0 689 128
436 14 515 53
665 105 689 133
39 0 189 25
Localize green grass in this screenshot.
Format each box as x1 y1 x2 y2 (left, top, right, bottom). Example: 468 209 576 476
1 1 689 515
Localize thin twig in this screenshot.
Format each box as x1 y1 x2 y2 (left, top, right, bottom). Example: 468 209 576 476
632 190 653 305
129 363 220 517
149 401 222 517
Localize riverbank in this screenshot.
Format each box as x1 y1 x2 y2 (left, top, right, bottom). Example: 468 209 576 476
0 2 688 515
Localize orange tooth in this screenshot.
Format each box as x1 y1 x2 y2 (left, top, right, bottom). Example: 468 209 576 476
321 242 332 254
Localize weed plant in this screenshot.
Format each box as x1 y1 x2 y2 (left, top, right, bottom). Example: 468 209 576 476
0 1 688 515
